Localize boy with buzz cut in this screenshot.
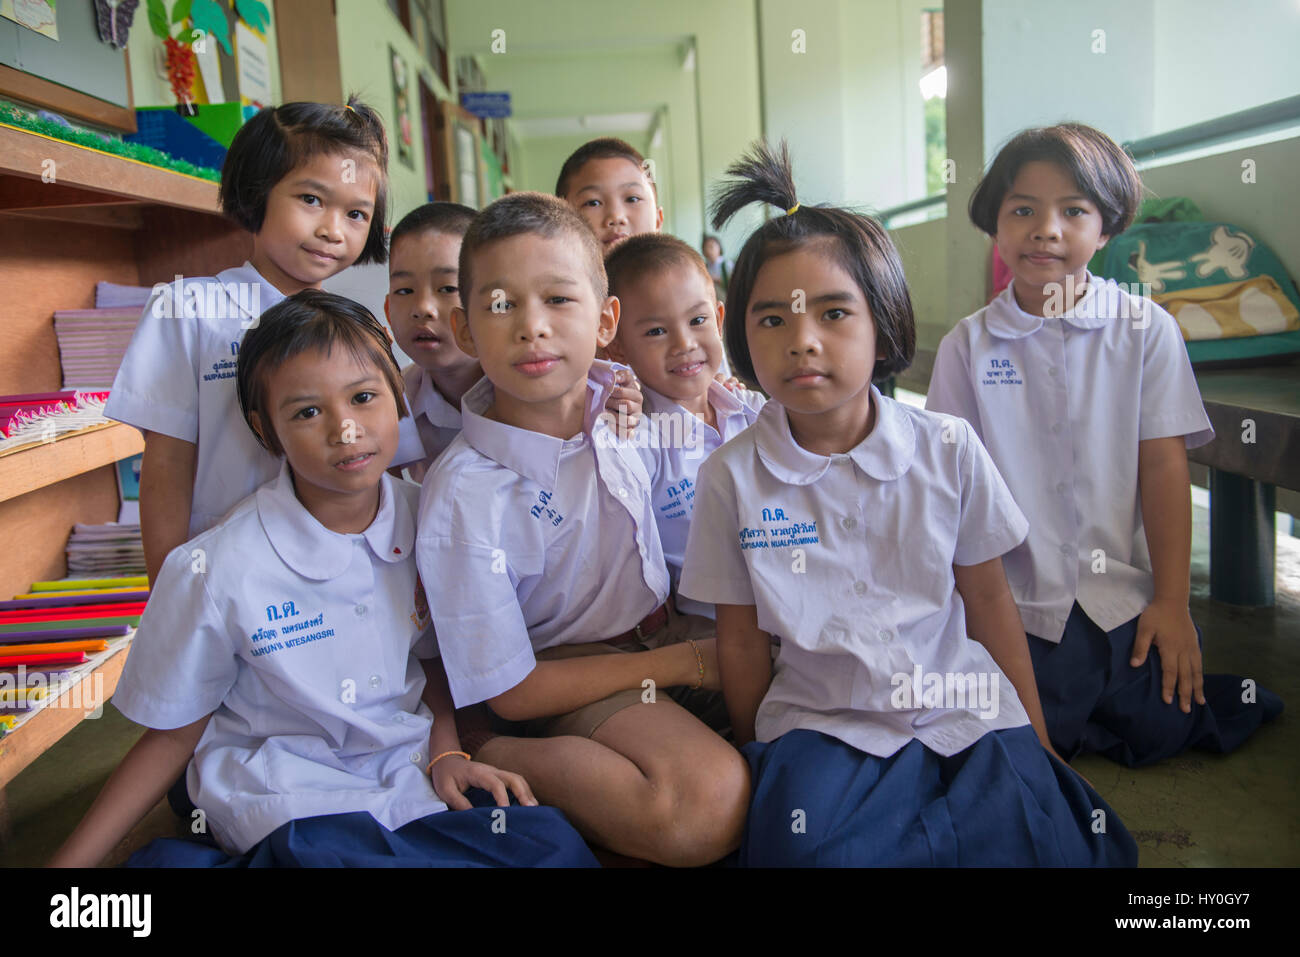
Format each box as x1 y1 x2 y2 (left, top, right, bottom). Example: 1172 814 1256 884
415 192 749 867
555 137 663 254
604 233 765 630
385 201 642 482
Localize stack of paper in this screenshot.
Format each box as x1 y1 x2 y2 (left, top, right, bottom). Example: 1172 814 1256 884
0 391 112 457
53 308 143 389
66 523 145 577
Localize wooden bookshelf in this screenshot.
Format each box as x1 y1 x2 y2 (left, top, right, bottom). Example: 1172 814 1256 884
0 126 249 802
0 423 144 505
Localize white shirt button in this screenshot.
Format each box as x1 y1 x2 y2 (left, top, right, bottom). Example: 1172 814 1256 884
1059 543 1073 556
878 629 892 642
410 752 423 765
618 488 628 498
853 580 867 596
369 674 382 689
355 604 367 616
841 516 857 531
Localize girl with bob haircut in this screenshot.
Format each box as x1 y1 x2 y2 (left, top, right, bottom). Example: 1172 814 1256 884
678 140 1137 866
108 96 402 593
53 291 597 868
928 123 1282 767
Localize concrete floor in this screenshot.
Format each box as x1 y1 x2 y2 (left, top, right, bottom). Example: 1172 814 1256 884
2 503 1296 867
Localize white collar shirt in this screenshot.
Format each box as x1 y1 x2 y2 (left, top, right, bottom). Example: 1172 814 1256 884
112 461 444 855
638 381 765 618
398 364 464 484
416 361 670 708
925 276 1214 642
679 387 1032 757
105 262 426 537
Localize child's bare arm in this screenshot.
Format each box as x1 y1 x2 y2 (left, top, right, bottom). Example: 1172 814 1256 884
715 603 772 747
139 432 198 586
49 714 211 868
488 640 712 722
954 557 1057 756
1133 435 1204 712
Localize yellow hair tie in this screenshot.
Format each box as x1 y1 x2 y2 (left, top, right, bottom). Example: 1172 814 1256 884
344 104 356 113
786 203 800 215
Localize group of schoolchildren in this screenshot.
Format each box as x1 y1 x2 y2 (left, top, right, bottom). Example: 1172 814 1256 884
50 97 1282 869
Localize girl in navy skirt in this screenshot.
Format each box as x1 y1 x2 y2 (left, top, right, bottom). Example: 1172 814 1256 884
926 124 1281 766
50 291 596 868
679 141 1137 866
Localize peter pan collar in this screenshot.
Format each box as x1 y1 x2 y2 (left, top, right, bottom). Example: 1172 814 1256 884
755 384 915 485
216 262 286 325
984 272 1113 339
407 368 463 429
257 459 415 581
459 360 629 489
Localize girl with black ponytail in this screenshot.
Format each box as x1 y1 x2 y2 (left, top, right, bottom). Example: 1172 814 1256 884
676 140 1137 866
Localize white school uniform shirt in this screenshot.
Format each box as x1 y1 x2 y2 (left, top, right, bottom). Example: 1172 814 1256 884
105 262 427 538
112 461 445 855
678 387 1032 758
638 380 765 619
416 360 670 708
400 363 464 484
925 275 1214 643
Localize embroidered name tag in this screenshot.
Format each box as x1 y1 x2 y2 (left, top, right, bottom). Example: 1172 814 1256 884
981 357 1023 386
739 507 821 550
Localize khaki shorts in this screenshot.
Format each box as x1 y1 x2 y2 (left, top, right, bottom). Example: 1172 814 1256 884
517 606 729 739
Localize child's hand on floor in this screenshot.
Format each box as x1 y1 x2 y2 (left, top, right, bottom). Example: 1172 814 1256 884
431 754 539 810
606 368 643 437
1130 599 1207 713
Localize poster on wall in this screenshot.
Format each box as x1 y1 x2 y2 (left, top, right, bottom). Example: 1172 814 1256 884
391 46 414 169
1 0 58 40
235 18 272 109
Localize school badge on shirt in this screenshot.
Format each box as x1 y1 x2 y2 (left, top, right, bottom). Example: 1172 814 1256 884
981 357 1023 386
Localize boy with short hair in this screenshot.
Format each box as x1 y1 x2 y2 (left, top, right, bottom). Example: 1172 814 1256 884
604 233 765 621
416 193 748 866
555 137 663 253
385 201 641 482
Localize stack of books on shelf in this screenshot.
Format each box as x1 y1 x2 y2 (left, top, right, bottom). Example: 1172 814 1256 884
52 281 153 391
0 391 112 457
0 576 146 738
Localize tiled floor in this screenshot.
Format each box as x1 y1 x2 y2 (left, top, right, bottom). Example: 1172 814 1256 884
2 505 1295 867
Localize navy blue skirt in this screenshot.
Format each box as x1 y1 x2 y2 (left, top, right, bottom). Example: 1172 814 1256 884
1028 603 1283 767
740 725 1137 867
128 791 598 868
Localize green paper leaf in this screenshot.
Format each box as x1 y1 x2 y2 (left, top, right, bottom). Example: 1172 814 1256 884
191 0 232 54
172 0 193 24
146 0 170 39
235 0 270 33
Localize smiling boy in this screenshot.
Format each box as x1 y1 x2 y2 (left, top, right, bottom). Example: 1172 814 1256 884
415 193 748 866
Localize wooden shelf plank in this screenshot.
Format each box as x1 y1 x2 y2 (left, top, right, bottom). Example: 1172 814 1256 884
0 423 143 504
0 642 131 791
0 124 221 215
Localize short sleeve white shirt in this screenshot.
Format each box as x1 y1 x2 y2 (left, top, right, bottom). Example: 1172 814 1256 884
925 276 1214 642
638 381 765 618
399 363 464 484
112 461 445 855
679 387 1032 757
416 361 670 708
105 262 426 537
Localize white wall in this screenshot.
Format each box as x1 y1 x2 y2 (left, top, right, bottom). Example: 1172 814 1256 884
1152 0 1300 133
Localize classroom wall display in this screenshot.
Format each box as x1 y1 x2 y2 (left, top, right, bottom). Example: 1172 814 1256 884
94 0 139 49
1 0 58 41
234 16 270 108
391 44 414 169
